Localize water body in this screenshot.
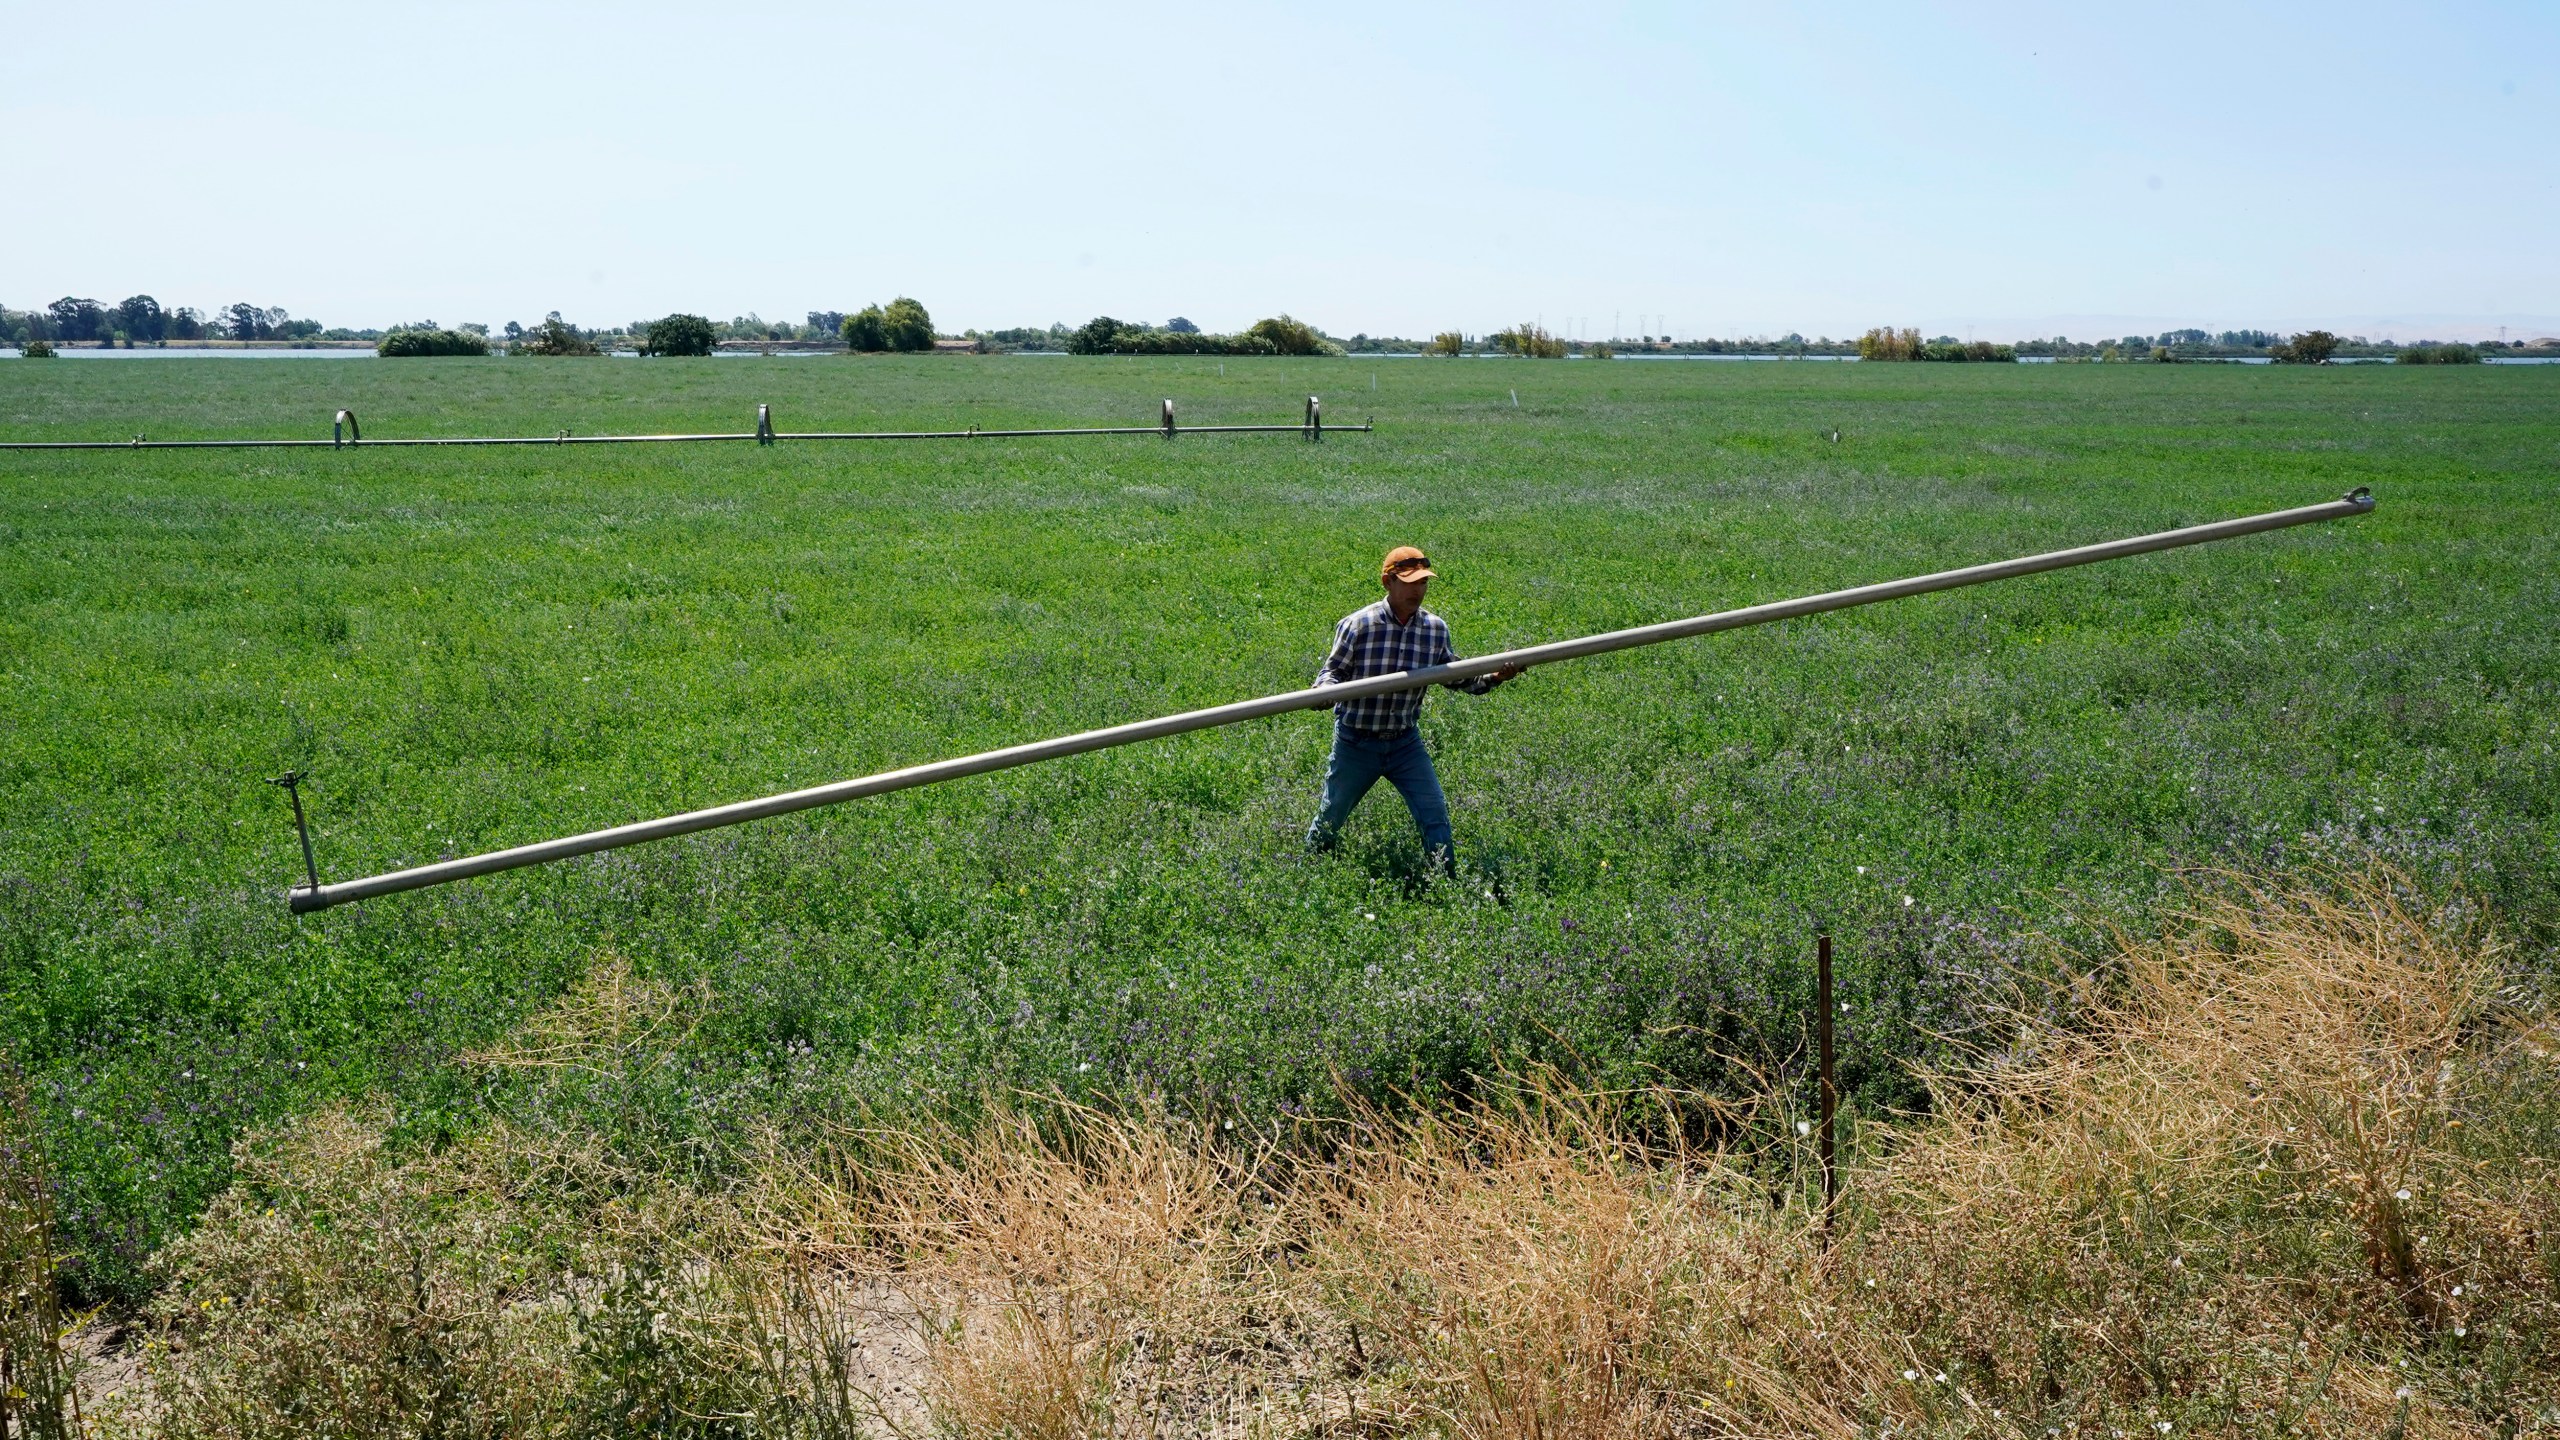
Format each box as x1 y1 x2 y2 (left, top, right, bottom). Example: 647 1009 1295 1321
13 346 2552 365
6 346 376 358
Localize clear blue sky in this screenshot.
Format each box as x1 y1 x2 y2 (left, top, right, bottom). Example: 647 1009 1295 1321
7 1 2555 341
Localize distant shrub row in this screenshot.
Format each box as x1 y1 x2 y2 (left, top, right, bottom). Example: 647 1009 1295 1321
1859 327 2014 362
1067 314 1339 356
376 328 489 358
2396 342 2481 365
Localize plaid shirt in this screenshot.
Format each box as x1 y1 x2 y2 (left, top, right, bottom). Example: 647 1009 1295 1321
1313 600 1495 736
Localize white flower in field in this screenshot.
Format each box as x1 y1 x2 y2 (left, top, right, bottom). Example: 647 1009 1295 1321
2452 1285 2463 1296
1223 1119 1234 1130
2455 1326 2467 1337
1902 895 1914 907
1934 1372 1947 1384
1076 1062 1091 1073
1856 865 1866 874
1796 1121 1812 1136
2395 1386 2413 1400
1902 1370 1918 1382
2397 1189 2412 1201
2160 1424 2174 1434
1363 912 1375 921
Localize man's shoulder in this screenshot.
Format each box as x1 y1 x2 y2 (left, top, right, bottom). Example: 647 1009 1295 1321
1338 599 1393 629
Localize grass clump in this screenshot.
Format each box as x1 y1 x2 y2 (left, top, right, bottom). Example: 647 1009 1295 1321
91 868 2560 1437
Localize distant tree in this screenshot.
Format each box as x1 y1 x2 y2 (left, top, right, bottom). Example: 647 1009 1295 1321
2270 330 2340 364
1491 322 1567 358
1424 331 1465 357
504 320 525 342
843 306 889 352
167 307 206 341
882 297 935 352
1067 316 1125 355
224 303 273 341
1246 314 1335 356
113 295 167 344
48 297 106 343
805 310 847 341
21 338 56 357
1857 326 1922 361
517 311 601 356
2396 342 2481 365
641 313 715 357
1165 316 1201 334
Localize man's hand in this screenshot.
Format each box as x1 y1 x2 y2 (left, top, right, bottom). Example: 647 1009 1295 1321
1486 662 1527 688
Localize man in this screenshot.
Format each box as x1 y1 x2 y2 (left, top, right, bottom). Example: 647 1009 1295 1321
1305 546 1523 866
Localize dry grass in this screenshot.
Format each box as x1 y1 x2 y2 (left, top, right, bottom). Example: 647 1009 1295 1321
741 1104 1280 1438
4 1065 82 1439
69 868 2560 1438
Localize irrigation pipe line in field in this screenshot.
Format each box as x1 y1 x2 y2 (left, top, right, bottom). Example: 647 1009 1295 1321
281 488 2376 913
0 397 1366 451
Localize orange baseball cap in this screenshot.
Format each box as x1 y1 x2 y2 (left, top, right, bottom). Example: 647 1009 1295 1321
1381 545 1436 581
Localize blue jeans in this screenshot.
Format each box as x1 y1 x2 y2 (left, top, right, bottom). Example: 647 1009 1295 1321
1305 723 1454 865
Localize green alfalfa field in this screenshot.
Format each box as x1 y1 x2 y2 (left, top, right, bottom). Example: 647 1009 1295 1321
2 353 2555 1306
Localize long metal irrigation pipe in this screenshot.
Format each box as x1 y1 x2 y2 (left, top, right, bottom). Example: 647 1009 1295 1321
0 399 1363 450
286 488 2375 912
